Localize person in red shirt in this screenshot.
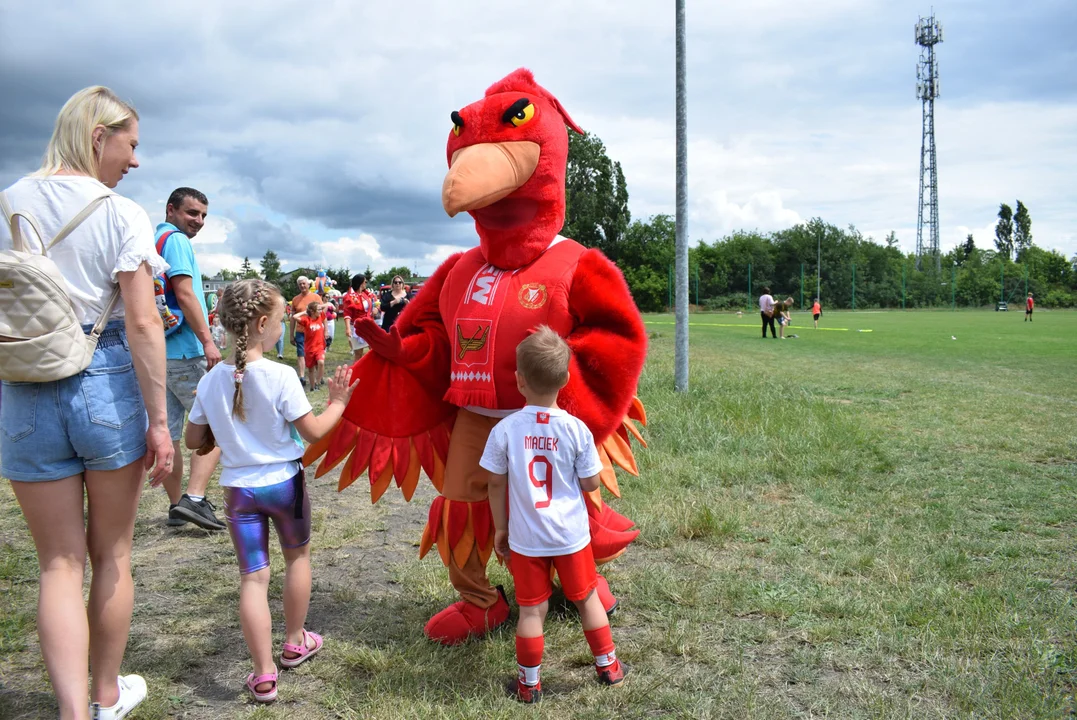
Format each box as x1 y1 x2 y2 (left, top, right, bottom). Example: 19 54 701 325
1025 293 1034 322
811 298 822 329
296 302 327 390
341 274 377 361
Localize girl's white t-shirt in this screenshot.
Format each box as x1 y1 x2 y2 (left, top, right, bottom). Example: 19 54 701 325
479 406 604 557
0 175 168 325
189 358 313 488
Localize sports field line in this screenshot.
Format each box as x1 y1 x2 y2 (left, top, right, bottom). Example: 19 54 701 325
644 321 869 332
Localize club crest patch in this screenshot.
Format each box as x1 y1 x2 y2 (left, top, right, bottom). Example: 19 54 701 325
454 319 492 367
518 283 548 310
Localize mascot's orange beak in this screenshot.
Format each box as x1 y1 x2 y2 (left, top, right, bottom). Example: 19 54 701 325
442 141 541 218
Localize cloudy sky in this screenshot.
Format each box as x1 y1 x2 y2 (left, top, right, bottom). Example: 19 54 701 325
2 0 1074 277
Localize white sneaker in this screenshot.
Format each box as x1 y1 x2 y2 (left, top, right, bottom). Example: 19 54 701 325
91 674 147 719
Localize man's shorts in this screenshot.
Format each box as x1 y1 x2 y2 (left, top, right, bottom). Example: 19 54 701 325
294 332 305 358
510 543 597 607
1 321 148 481
166 356 207 441
304 352 325 370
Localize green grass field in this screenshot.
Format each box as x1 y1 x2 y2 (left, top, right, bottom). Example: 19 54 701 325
1 310 1076 719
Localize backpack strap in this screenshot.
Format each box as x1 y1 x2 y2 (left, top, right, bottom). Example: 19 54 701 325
1 191 111 255
155 229 178 293
47 194 113 252
1 191 48 254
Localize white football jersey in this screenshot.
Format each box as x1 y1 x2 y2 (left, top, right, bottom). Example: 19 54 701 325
480 405 604 557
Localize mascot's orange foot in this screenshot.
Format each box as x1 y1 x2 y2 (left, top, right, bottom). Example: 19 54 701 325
596 574 618 616
424 585 510 645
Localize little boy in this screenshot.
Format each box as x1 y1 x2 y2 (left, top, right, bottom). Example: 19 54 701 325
1025 293 1034 322
480 326 628 704
775 297 793 339
297 302 327 389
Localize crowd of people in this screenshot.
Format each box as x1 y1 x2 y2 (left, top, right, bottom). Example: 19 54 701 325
0 86 627 717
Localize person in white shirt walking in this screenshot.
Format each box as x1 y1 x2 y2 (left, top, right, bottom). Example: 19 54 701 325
182 279 358 703
759 286 777 339
0 86 172 720
481 326 628 704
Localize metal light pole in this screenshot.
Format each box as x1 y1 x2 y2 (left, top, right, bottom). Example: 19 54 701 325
816 230 821 302
674 0 689 392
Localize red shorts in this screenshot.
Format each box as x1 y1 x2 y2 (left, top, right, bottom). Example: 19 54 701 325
510 543 597 607
304 352 325 369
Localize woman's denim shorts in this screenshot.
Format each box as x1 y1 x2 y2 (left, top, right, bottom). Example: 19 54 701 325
1 320 148 482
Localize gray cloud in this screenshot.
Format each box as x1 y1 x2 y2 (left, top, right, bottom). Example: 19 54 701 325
2 0 1075 266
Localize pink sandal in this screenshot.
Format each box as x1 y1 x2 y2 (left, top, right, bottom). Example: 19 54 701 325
280 629 323 668
246 668 278 703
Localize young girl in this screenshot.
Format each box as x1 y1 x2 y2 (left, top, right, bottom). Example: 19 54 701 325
297 301 327 390
184 279 358 703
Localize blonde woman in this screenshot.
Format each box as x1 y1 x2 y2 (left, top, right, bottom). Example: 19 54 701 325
0 87 172 719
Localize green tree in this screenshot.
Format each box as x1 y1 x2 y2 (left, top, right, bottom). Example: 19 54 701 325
240 256 259 279
1013 200 1032 261
885 231 899 249
961 233 975 263
220 268 240 281
260 250 282 285
563 131 630 259
995 203 1014 261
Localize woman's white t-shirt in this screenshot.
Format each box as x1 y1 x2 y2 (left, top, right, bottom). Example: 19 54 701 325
0 175 168 325
189 359 313 488
479 406 604 557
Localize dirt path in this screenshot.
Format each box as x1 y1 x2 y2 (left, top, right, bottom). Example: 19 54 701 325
0 459 439 719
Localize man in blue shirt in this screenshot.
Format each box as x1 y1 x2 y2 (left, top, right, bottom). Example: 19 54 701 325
156 187 224 530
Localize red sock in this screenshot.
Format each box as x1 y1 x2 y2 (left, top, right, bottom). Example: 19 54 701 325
584 625 617 667
516 634 544 686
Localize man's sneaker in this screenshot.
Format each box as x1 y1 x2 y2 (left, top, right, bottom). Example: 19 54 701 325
168 495 226 530
90 674 147 719
166 504 187 527
596 659 629 687
506 678 543 704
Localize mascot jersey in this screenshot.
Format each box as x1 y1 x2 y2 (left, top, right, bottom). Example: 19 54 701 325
443 237 581 411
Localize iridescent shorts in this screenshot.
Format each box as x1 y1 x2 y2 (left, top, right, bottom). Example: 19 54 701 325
223 469 310 574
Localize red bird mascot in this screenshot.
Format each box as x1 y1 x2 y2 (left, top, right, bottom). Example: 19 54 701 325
303 68 648 645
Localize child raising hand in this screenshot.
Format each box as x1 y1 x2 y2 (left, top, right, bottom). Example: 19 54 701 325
183 279 358 703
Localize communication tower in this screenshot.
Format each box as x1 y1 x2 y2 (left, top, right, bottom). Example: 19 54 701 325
915 12 943 271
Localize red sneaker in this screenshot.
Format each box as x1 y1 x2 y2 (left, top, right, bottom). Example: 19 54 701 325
596 659 629 687
506 678 543 704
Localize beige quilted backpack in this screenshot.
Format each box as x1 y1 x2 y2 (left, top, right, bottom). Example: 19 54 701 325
0 192 121 382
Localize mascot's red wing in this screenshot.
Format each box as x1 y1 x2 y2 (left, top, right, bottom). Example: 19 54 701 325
559 248 649 511
302 255 463 500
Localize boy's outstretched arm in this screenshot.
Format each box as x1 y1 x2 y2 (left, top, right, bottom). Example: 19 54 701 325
488 471 510 562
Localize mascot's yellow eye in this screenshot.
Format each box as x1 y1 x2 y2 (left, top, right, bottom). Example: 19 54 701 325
502 98 535 128
510 103 535 127
450 110 464 137
452 125 461 137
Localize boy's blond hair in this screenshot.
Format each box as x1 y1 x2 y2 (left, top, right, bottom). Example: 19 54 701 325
516 325 571 395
